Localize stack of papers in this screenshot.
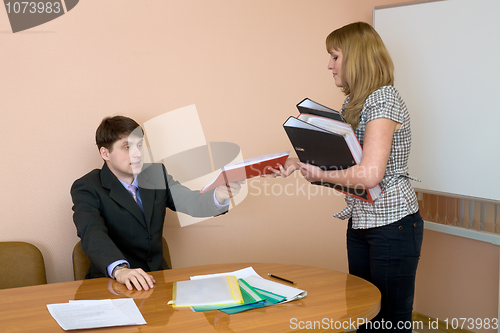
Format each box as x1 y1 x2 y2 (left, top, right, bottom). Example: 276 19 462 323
220 285 287 315
182 266 307 314
192 278 267 312
168 275 244 308
47 298 146 330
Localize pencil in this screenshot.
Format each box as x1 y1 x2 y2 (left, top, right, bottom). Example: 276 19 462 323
268 273 296 285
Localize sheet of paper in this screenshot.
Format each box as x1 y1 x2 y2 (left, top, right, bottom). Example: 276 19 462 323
47 298 146 330
190 266 259 280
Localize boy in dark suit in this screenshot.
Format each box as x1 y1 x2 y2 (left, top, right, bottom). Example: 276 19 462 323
71 116 241 290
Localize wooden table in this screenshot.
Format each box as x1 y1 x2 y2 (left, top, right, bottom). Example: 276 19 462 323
0 263 380 332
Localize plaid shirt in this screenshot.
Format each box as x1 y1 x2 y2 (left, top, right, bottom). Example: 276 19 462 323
333 86 419 228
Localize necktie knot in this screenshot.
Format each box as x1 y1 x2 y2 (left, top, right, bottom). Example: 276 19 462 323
127 185 139 203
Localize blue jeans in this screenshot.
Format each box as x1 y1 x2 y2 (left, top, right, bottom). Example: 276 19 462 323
347 211 424 332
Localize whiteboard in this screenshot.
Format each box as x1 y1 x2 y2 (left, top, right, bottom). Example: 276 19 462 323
374 0 500 202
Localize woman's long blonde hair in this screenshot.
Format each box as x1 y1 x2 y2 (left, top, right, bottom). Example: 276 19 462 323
326 22 394 129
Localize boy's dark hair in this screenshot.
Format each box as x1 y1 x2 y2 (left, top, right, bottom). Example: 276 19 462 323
95 116 143 152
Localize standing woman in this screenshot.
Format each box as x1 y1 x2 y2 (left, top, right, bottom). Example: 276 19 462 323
274 22 423 332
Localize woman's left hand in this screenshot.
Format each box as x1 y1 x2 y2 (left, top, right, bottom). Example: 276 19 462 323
297 162 325 183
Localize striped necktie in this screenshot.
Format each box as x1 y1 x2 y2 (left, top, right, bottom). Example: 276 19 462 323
127 184 144 215
127 185 139 204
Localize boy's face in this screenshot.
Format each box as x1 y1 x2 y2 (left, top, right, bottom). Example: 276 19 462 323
100 134 144 183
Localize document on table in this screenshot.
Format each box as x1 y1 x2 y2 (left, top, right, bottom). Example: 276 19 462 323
47 298 146 330
169 275 243 307
191 266 307 302
243 275 306 302
190 266 260 280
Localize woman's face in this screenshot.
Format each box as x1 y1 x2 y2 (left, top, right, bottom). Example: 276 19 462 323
327 48 343 87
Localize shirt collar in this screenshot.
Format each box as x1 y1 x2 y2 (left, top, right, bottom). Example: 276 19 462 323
117 176 139 189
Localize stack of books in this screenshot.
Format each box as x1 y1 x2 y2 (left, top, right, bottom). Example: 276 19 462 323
283 98 382 203
168 267 306 314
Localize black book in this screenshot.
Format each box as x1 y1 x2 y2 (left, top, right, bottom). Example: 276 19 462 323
283 101 382 203
283 116 356 170
296 98 345 122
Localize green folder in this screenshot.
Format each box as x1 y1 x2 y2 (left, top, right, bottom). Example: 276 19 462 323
192 278 265 312
219 287 286 315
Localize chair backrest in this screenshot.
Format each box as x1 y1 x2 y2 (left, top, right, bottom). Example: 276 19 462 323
73 237 172 280
0 242 47 289
162 236 172 269
72 241 91 280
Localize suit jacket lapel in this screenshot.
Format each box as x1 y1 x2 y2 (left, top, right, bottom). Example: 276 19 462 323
100 163 147 229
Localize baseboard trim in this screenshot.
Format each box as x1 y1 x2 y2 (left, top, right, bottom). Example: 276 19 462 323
412 312 475 333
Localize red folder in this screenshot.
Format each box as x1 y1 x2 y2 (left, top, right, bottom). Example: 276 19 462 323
200 151 289 193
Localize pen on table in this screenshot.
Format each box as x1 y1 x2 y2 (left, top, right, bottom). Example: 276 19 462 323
268 274 296 285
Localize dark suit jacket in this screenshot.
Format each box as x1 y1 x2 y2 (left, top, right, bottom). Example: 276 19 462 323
71 162 227 279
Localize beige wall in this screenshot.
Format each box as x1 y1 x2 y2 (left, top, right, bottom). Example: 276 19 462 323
1 0 497 330
416 230 499 333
